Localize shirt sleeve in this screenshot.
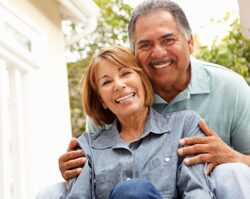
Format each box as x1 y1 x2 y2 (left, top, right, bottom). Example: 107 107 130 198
177 163 215 199
66 134 93 199
231 77 250 154
177 112 215 198
85 116 110 132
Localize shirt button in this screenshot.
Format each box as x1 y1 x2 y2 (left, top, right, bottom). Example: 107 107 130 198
164 157 170 162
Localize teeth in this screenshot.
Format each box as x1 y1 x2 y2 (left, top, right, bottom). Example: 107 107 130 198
150 59 172 69
115 93 134 103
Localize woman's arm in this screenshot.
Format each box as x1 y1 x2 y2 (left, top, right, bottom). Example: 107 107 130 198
177 162 215 198
66 159 92 199
66 134 93 199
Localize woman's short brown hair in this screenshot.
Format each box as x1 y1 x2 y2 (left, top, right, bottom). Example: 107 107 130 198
81 46 153 126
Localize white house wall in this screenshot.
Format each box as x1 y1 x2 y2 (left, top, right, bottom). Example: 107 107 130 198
0 0 72 198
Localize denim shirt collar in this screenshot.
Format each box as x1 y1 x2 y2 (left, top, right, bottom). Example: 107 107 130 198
91 108 171 149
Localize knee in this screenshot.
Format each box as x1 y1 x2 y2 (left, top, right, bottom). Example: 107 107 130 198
213 162 249 179
36 182 67 199
109 178 162 199
211 163 250 198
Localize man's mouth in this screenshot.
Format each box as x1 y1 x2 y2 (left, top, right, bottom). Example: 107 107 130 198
115 92 135 104
149 58 174 69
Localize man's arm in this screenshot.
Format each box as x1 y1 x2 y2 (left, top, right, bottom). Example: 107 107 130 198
177 120 250 174
177 76 250 173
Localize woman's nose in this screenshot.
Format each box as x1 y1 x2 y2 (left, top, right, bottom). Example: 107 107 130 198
114 79 126 91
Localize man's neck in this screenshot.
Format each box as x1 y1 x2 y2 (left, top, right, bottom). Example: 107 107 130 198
154 67 191 102
155 89 182 102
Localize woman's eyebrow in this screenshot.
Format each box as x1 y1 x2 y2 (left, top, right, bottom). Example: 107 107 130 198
98 75 109 82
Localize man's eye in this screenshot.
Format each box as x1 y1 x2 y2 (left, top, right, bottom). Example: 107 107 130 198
162 38 176 45
139 43 151 50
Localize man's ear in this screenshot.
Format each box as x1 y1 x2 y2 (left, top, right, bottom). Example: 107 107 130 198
187 35 194 54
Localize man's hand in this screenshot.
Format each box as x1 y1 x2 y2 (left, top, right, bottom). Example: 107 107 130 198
59 137 86 182
177 119 245 174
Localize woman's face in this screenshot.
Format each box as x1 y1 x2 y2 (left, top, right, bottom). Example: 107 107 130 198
96 59 146 119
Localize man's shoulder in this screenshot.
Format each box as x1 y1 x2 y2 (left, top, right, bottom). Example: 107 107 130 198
191 58 247 92
193 58 243 81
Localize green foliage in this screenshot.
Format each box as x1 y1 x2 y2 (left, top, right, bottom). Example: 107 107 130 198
195 18 250 84
67 0 132 137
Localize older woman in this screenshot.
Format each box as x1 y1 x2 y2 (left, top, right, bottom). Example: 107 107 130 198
66 46 214 199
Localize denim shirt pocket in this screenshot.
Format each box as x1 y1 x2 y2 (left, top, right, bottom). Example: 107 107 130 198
94 164 123 199
142 154 178 198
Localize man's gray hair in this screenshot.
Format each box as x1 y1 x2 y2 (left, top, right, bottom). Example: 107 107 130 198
128 0 192 51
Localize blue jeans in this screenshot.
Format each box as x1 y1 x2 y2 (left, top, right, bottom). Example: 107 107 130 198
109 178 163 199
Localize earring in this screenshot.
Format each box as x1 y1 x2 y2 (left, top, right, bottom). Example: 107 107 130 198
103 103 107 109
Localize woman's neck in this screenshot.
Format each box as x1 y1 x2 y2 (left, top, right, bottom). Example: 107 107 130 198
118 107 149 145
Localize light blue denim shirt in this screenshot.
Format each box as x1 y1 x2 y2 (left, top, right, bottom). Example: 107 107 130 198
67 108 215 199
86 57 250 154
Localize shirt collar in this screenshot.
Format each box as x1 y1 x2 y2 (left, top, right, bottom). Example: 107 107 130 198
188 57 210 94
91 108 171 150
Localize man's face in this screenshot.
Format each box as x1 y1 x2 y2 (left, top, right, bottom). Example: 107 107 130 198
133 10 193 94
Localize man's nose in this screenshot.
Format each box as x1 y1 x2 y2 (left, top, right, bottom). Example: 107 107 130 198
151 45 167 59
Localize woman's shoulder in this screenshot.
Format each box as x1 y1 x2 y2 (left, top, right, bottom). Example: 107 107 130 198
162 110 201 121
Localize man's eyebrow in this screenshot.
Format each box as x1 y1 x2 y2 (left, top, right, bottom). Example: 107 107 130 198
161 33 174 39
136 33 175 45
137 39 150 45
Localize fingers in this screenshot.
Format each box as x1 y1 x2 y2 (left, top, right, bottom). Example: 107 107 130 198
67 137 78 152
198 119 213 136
59 149 86 180
205 163 216 175
183 154 210 166
177 143 209 156
61 157 87 180
64 167 83 181
59 149 84 163
179 136 208 147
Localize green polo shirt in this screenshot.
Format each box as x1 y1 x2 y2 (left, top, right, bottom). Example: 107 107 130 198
153 57 250 154
86 57 250 154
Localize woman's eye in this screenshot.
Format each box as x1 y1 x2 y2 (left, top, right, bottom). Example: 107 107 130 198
102 80 111 86
121 71 131 76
